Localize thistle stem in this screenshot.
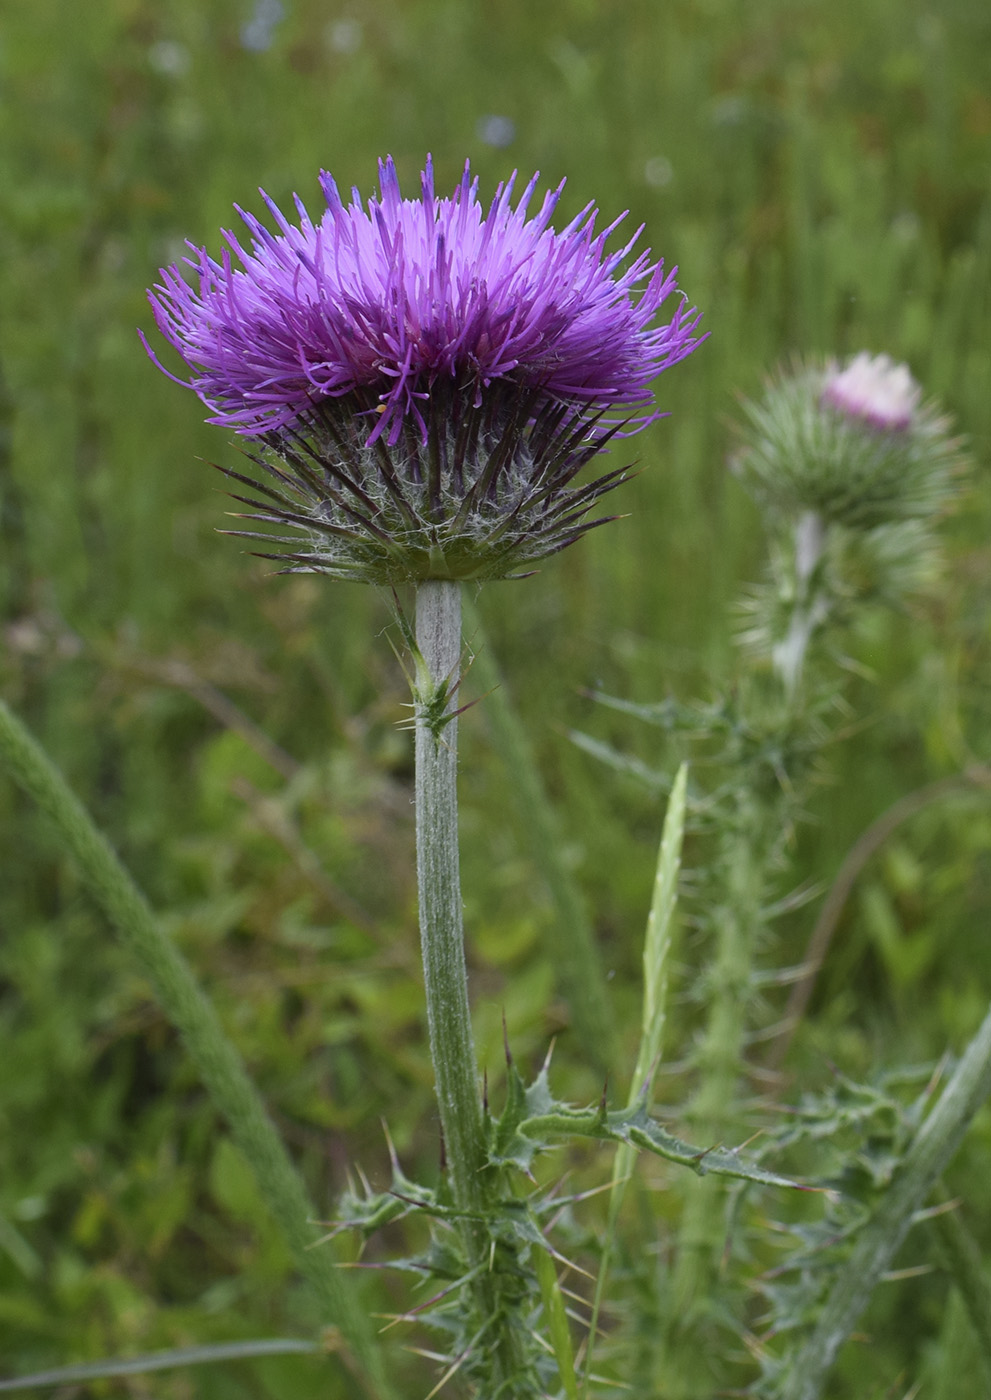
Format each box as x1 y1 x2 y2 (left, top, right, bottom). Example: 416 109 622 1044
772 509 828 698
413 582 534 1395
414 581 487 1213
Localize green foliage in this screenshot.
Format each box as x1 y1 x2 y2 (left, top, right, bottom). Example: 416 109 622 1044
336 1045 798 1398
1 0 990 1395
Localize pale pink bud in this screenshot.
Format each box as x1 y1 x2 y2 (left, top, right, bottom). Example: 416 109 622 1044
821 352 920 431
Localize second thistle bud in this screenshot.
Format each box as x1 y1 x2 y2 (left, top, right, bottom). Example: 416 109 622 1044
731 353 961 531
820 352 919 432
732 353 966 685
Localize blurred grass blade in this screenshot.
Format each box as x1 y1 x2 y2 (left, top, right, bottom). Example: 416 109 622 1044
464 595 617 1070
633 760 688 1107
929 1191 991 1382
0 1212 42 1281
566 727 671 791
0 699 392 1400
0 1340 320 1392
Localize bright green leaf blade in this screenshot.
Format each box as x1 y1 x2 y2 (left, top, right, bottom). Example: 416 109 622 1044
632 761 688 1106
533 1245 580 1400
584 764 689 1398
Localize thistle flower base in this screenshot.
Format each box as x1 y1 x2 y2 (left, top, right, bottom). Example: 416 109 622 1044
226 382 631 583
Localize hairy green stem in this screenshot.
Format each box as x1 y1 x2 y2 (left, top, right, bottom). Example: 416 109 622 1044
772 509 827 698
414 581 487 1214
463 592 616 1071
785 999 991 1400
413 582 531 1393
0 699 390 1399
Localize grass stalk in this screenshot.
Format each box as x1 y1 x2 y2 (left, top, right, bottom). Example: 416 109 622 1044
582 764 687 1397
0 699 391 1400
463 592 617 1071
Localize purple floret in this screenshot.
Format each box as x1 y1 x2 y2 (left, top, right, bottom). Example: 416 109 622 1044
144 156 703 446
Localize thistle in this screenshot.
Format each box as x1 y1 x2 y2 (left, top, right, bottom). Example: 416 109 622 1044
820 350 920 430
144 155 704 582
143 155 705 1396
730 353 965 694
731 352 960 531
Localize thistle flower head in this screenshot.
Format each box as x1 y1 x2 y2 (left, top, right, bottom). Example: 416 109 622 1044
731 354 961 531
820 352 920 432
144 157 704 583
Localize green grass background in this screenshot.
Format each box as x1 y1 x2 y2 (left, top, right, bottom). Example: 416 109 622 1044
1 0 991 1394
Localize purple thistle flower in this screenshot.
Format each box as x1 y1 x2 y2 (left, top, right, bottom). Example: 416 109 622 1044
144 156 705 583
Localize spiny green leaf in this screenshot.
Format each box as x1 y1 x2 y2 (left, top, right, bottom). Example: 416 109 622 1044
488 1059 539 1172
517 1097 803 1190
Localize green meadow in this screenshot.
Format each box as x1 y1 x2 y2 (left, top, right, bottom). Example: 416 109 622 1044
1 0 990 1395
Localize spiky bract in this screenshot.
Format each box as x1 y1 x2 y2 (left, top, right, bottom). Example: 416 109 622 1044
222 378 633 583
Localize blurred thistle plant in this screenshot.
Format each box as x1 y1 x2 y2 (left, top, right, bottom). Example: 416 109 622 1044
732 352 958 530
730 352 965 694
572 353 974 1399
717 356 982 1400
